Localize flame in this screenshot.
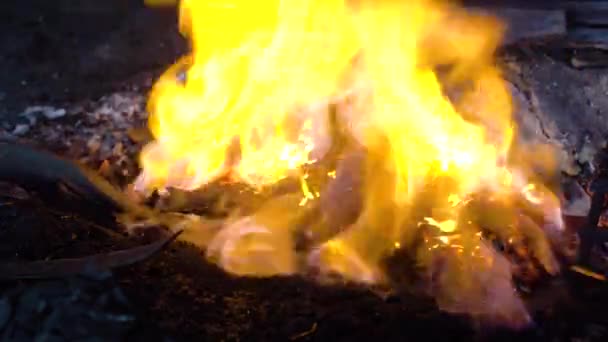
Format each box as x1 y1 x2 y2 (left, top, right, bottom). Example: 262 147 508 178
137 0 359 191
424 217 458 233
521 183 543 205
137 0 564 327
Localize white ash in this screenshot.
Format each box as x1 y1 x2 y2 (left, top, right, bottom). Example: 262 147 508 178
7 106 69 137
21 105 67 121
7 92 148 181
87 93 147 127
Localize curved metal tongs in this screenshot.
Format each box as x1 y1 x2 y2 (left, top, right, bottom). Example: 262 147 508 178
0 142 185 279
0 142 154 222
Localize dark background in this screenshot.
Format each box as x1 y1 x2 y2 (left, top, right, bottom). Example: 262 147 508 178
0 0 185 125
0 0 578 124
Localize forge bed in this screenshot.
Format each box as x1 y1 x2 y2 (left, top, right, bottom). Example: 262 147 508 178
2 200 607 342
2 1 608 341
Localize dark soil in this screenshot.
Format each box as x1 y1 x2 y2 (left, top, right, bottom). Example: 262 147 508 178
2 181 608 341
0 0 185 125
2 1 608 341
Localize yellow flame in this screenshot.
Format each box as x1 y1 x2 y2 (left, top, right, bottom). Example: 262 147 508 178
138 0 563 326
522 183 543 205
299 174 316 206
447 194 462 207
137 0 359 191
424 217 458 233
138 0 515 267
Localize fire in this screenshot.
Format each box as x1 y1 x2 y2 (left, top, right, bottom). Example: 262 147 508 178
137 0 359 190
136 0 565 328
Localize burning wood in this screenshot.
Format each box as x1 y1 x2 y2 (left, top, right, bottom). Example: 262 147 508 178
116 0 582 328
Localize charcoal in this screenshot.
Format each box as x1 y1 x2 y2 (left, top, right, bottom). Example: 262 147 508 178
1 277 143 341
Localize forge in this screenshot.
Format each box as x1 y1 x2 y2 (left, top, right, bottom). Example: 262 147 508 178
2 0 608 341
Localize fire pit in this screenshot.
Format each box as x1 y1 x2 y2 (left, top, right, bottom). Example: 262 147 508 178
2 0 608 340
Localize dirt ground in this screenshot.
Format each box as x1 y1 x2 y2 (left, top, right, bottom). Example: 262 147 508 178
0 0 184 125
2 1 608 341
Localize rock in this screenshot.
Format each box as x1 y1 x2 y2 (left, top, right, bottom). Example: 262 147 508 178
507 57 608 177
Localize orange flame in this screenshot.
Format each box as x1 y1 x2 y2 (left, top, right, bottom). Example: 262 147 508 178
137 0 359 191
137 0 564 327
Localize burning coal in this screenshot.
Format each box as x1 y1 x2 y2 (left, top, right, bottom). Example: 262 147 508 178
135 0 570 328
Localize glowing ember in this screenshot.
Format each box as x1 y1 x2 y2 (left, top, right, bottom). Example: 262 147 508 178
136 0 566 328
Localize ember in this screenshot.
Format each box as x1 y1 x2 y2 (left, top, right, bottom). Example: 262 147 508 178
130 0 573 328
